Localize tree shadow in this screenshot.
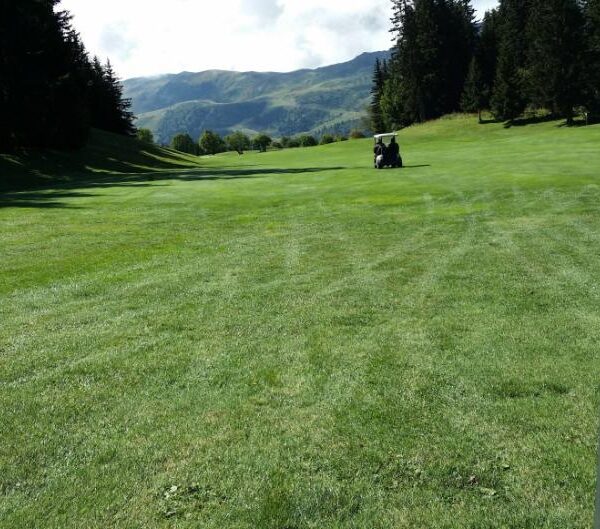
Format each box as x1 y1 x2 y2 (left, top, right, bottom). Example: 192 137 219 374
479 118 501 125
0 191 92 209
503 114 559 128
557 118 590 128
0 166 346 209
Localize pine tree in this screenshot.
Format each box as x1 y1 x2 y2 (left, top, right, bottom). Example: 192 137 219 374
54 22 92 148
443 0 478 113
583 0 600 118
369 58 387 133
461 56 486 120
89 59 136 136
525 0 585 124
383 0 477 127
0 0 135 152
491 0 531 121
478 9 500 108
385 0 440 124
0 0 91 150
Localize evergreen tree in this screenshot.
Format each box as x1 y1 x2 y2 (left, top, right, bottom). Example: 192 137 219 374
369 58 388 133
0 0 91 150
443 0 477 112
89 59 136 136
525 0 585 124
490 0 531 121
384 0 477 127
0 0 135 152
461 8 499 120
461 56 486 120
583 0 600 118
478 9 500 109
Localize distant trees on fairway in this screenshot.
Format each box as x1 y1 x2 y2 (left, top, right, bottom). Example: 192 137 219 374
298 135 318 147
253 134 272 153
171 133 199 155
375 0 600 127
199 131 226 155
226 131 251 154
0 0 135 152
168 130 342 156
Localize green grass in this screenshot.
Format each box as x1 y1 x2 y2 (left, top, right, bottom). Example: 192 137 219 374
1 115 600 528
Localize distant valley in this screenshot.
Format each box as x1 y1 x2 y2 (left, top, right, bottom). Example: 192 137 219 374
123 51 391 144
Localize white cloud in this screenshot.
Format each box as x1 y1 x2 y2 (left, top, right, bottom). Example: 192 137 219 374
59 0 498 79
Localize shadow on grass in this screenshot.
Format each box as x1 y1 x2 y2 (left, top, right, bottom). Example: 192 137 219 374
557 118 590 128
0 166 346 209
0 191 92 209
477 114 591 127
503 114 559 128
479 118 501 125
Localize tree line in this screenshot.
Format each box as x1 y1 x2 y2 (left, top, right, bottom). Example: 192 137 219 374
371 0 600 131
138 129 365 156
0 0 135 152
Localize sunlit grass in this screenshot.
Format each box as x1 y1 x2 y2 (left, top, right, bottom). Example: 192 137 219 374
1 115 600 528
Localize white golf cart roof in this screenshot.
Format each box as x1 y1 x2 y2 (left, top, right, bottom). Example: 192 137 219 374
373 133 398 141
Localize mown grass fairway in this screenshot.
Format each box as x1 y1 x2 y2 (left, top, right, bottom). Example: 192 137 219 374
2 116 600 528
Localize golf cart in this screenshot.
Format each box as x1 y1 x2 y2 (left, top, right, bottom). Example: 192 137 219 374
373 133 403 169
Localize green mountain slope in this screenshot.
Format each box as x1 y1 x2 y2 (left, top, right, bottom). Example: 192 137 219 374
123 51 390 143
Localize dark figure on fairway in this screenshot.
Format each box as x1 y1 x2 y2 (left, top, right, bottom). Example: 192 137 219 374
374 138 387 169
387 137 402 168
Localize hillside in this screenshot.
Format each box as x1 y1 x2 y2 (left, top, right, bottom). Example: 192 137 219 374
0 130 200 191
123 51 391 143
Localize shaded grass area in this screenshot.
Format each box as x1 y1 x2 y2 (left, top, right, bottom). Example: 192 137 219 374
1 115 600 528
0 129 202 191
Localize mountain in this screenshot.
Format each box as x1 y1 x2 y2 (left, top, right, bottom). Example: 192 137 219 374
123 51 391 144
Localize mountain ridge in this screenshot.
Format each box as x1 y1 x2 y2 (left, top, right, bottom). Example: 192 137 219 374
123 50 391 143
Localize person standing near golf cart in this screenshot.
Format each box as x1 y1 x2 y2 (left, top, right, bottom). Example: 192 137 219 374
374 138 387 158
374 138 387 169
388 136 402 168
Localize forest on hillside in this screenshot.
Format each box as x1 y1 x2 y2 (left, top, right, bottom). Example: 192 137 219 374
371 0 600 131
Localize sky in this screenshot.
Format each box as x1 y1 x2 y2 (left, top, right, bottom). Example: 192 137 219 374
59 0 499 80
